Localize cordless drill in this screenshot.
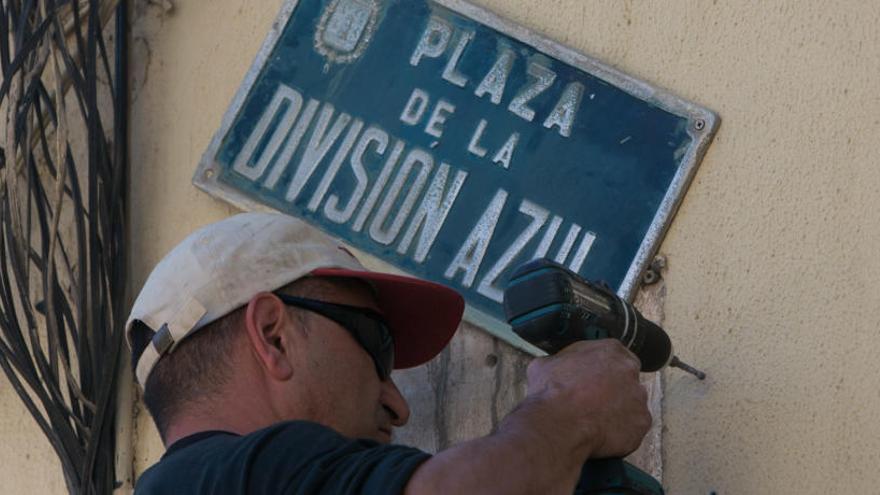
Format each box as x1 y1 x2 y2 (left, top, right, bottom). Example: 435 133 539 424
503 258 705 495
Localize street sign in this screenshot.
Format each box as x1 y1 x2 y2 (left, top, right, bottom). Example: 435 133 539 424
194 0 719 351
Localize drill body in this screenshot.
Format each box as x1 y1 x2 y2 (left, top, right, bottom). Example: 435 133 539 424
503 258 674 495
504 259 673 372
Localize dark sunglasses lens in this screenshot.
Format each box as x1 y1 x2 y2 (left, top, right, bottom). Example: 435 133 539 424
379 331 394 378
355 317 394 379
275 294 395 379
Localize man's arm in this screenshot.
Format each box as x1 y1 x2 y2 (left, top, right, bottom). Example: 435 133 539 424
404 339 651 495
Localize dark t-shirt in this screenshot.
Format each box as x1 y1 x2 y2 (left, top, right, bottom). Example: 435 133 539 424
135 421 431 494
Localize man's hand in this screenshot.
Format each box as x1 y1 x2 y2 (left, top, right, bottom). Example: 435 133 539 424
524 339 652 459
405 339 652 495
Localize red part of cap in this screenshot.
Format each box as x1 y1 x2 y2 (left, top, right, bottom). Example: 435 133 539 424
311 268 464 369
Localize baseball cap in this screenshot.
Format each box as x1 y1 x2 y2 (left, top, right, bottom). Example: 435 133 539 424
126 212 464 387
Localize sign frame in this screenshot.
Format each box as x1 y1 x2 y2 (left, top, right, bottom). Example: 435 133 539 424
193 0 719 354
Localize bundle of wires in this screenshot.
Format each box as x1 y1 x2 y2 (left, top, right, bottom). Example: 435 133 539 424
0 0 127 493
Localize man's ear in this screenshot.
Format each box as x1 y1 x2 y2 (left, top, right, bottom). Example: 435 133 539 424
244 292 296 381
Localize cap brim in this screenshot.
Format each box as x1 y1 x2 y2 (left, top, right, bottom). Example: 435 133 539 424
312 268 464 369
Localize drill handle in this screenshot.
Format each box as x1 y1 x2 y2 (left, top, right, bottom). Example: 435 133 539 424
575 458 665 495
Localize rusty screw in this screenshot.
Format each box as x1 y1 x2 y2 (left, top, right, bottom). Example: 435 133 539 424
642 255 667 286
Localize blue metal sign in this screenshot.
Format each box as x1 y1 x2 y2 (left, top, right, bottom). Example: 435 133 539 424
195 0 718 350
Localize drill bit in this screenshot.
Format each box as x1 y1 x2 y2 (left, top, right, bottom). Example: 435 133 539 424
669 356 706 380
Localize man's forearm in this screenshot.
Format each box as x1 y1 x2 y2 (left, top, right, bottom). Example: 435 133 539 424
404 395 592 495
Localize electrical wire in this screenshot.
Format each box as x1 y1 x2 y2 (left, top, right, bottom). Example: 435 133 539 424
0 1 126 493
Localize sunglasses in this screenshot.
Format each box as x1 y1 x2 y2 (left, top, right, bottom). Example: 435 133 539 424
274 293 395 380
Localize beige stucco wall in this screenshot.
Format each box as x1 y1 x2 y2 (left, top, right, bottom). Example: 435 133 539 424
0 385 68 492
3 0 880 492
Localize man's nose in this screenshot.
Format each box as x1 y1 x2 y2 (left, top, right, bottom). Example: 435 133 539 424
381 377 411 427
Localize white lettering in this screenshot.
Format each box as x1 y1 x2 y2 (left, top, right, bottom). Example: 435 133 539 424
353 140 405 232
324 126 389 224
467 119 489 158
477 200 549 302
307 119 364 212
444 189 508 288
474 48 515 104
369 149 433 245
400 88 430 126
533 215 562 259
568 230 596 273
425 99 455 138
263 99 320 189
410 16 452 67
397 163 468 263
285 103 352 202
543 81 584 138
554 223 582 265
233 84 303 181
492 132 519 169
442 30 474 87
509 62 556 122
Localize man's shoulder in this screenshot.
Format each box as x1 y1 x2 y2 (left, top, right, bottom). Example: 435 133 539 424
135 422 343 493
135 421 431 495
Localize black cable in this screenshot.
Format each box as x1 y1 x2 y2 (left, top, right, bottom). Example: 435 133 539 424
0 1 128 493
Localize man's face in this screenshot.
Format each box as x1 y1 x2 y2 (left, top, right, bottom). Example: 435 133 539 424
281 279 410 443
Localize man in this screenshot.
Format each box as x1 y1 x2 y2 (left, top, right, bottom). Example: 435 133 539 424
128 212 650 494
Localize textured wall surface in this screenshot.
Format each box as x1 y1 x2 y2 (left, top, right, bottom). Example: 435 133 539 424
3 0 880 493
0 384 67 492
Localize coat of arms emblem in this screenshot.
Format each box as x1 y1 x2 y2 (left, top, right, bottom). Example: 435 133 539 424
314 0 381 64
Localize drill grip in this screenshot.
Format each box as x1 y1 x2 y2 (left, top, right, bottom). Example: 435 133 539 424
575 459 665 494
